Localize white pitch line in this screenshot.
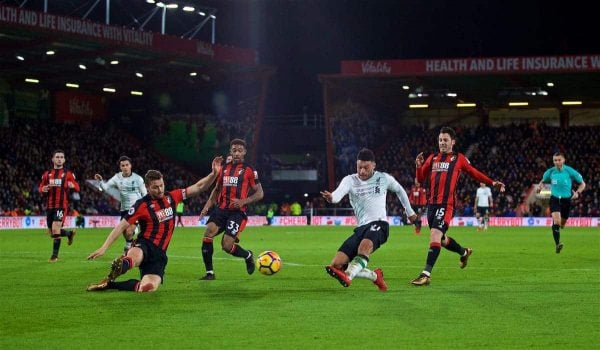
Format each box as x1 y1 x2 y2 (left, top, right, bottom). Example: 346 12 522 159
3 252 597 272
167 254 595 271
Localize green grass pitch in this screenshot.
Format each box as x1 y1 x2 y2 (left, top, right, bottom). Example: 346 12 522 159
1 225 598 349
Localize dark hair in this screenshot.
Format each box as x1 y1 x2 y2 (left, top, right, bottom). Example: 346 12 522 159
144 170 163 184
439 126 456 140
553 152 565 158
118 156 132 165
52 149 65 157
357 148 375 162
230 138 246 148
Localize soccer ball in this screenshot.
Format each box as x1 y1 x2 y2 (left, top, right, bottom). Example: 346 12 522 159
256 250 282 275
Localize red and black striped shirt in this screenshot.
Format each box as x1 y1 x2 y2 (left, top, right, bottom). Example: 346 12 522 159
126 189 185 252
417 152 493 207
409 186 427 206
216 162 259 212
38 168 80 210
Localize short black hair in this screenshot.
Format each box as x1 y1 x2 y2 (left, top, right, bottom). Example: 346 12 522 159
439 126 456 140
357 148 375 162
52 149 65 157
553 152 565 158
230 138 246 148
118 155 132 165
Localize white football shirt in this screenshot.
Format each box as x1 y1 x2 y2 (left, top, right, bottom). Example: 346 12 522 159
100 172 147 211
476 186 492 207
330 171 415 226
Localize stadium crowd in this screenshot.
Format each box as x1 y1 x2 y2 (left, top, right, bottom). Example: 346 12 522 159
330 112 598 217
1 116 597 219
0 119 213 217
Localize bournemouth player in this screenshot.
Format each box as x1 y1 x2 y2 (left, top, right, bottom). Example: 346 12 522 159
411 127 505 286
321 148 417 292
94 156 147 254
38 150 80 262
408 179 427 235
86 157 222 292
536 152 585 253
199 139 264 280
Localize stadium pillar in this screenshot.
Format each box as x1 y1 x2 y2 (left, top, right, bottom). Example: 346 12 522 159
250 71 273 165
322 79 336 190
559 107 569 128
478 105 489 126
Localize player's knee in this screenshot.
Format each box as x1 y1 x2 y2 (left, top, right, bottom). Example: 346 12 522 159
221 243 234 254
204 225 218 238
137 282 159 292
221 239 234 253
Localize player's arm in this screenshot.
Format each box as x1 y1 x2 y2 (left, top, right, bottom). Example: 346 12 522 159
536 169 552 193
233 183 264 209
99 174 118 191
94 173 106 190
38 172 49 193
567 167 585 199
462 157 505 192
321 176 350 204
572 179 586 200
68 172 80 191
87 219 130 260
139 175 148 196
388 174 417 221
201 185 220 216
415 153 432 183
186 156 223 197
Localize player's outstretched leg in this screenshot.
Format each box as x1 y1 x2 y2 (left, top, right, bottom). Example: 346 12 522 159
325 265 351 287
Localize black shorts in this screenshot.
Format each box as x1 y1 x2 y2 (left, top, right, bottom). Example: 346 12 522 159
207 207 248 239
476 206 489 216
46 208 66 229
338 220 389 261
550 196 571 220
134 238 168 280
427 204 451 234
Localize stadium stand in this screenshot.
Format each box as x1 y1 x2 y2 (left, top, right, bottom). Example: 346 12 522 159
322 107 599 217
0 119 215 216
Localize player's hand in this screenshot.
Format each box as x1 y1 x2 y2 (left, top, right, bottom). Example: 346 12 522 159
320 190 332 203
200 206 210 216
231 198 245 209
415 152 424 167
41 185 49 193
87 247 106 260
571 191 580 200
493 181 506 193
67 182 75 189
212 156 223 174
94 174 103 181
407 214 418 224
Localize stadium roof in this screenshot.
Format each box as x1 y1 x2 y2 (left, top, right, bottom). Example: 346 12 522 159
0 3 274 96
321 56 600 109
